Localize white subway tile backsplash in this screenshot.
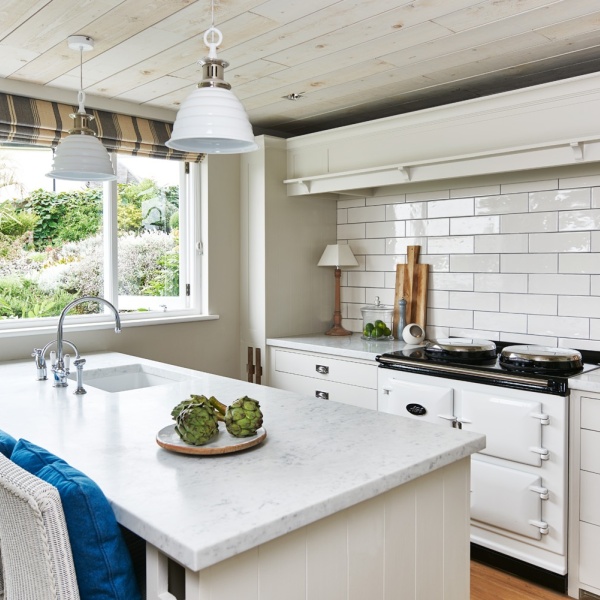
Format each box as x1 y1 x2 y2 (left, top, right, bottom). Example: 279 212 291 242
428 198 474 218
349 239 386 255
337 178 600 346
366 255 398 272
529 274 590 296
475 274 528 293
406 218 449 237
341 286 365 304
428 290 449 309
366 221 405 238
428 308 473 328
475 193 528 215
475 234 528 254
559 209 600 231
501 293 557 315
386 202 427 220
406 189 449 202
366 194 405 206
501 212 557 233
347 271 385 288
450 184 500 198
338 198 365 209
501 179 558 193
501 254 557 273
474 311 527 333
529 232 590 253
558 296 600 318
347 205 386 223
429 236 474 254
559 254 600 274
427 325 450 339
529 189 590 212
430 272 473 291
451 215 499 235
451 254 499 273
386 237 427 255
499 332 558 346
528 315 589 338
337 223 365 239
449 291 499 311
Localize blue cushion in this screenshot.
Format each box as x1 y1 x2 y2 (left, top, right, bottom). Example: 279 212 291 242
0 429 17 457
11 439 141 600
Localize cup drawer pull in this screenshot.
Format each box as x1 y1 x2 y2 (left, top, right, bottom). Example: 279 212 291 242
316 365 329 374
316 390 329 400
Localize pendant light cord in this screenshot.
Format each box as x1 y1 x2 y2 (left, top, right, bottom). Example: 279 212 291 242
77 46 86 114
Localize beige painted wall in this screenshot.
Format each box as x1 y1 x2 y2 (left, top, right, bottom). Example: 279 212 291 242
0 154 242 380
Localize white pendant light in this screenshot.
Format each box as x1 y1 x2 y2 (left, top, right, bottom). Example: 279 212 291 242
166 1 258 154
46 35 116 181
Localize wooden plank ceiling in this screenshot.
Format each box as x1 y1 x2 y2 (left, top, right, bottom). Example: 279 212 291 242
1 0 599 137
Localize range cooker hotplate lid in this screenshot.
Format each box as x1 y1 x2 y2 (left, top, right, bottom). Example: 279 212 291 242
499 345 583 374
424 337 497 363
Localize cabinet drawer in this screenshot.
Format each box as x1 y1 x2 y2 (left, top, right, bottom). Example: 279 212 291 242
581 470 600 527
273 349 377 389
581 429 600 474
580 521 600 589
270 371 377 411
582 396 600 432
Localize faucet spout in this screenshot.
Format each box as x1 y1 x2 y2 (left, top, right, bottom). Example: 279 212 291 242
56 296 121 367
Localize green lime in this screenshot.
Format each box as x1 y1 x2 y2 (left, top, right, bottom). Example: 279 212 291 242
364 322 374 333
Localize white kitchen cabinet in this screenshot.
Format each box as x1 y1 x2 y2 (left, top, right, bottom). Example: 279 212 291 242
568 390 600 599
268 346 378 410
239 136 336 382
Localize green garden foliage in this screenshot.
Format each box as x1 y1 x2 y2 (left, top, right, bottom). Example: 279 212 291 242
0 181 180 320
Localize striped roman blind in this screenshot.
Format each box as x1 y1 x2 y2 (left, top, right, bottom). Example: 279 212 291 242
0 93 203 162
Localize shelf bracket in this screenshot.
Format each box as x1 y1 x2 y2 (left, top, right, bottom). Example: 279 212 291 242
570 142 584 162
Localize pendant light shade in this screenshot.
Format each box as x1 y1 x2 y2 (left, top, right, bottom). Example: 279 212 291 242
46 36 116 181
166 22 257 154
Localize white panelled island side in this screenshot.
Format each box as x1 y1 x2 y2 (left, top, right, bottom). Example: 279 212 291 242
1 352 484 600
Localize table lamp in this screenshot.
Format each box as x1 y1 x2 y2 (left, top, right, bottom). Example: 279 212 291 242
318 244 358 336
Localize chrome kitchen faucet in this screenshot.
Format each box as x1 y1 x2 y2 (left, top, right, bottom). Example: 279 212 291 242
33 296 121 392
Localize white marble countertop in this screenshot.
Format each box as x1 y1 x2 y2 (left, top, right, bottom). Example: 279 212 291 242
1 352 484 572
266 332 416 361
267 333 600 394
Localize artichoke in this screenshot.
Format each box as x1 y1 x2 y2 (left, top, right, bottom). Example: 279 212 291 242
172 395 220 446
225 396 263 438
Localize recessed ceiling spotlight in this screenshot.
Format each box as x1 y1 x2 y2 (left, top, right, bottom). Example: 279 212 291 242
284 92 304 101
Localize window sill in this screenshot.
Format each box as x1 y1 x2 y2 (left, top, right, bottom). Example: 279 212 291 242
0 313 220 339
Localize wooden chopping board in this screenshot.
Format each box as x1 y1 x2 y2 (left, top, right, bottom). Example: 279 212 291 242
393 246 429 339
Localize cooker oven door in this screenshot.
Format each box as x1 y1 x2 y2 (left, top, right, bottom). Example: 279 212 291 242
471 458 548 540
378 373 455 426
457 389 548 467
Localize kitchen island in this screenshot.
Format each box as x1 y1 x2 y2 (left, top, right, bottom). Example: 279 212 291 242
1 352 485 600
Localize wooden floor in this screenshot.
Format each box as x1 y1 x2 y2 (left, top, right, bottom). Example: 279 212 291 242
471 562 569 600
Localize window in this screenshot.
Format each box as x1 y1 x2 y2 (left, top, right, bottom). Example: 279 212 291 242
0 144 202 333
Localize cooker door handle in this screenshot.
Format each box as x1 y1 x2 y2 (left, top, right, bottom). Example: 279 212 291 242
529 485 549 500
528 519 549 535
530 446 549 460
530 412 550 425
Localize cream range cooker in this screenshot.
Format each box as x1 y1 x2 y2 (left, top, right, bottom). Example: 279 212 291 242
376 339 600 594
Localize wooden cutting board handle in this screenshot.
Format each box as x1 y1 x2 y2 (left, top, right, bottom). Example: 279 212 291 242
393 246 428 339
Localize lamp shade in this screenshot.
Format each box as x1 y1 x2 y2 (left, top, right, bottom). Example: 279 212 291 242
46 133 116 181
318 244 358 268
166 86 258 154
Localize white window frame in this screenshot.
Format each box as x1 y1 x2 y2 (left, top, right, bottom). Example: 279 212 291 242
0 154 215 339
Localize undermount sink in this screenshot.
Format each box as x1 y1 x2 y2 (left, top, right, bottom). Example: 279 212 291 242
68 363 191 393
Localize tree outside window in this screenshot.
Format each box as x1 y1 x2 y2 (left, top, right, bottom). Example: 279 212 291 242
0 146 192 322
